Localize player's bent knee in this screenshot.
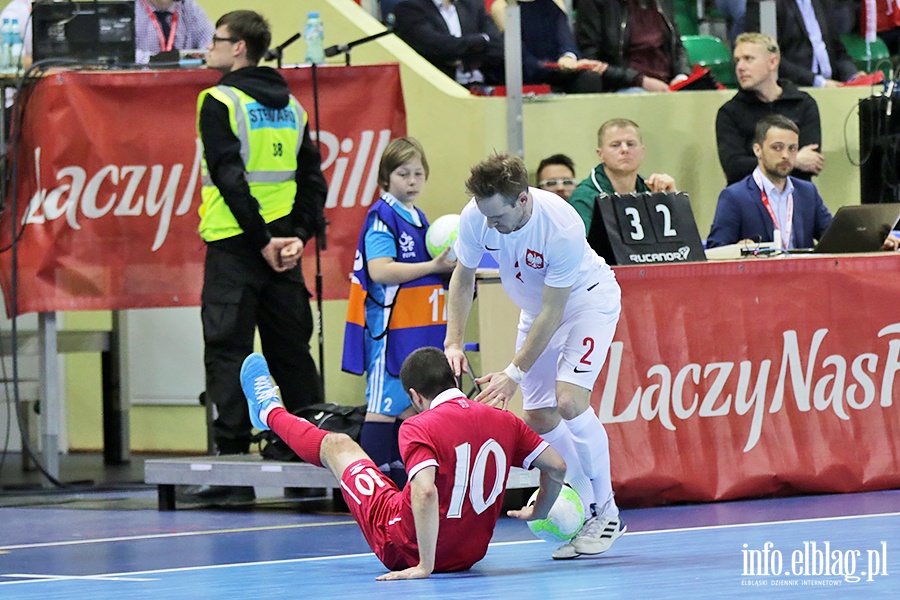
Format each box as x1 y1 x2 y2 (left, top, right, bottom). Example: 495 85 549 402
524 407 560 434
321 432 357 453
320 432 369 473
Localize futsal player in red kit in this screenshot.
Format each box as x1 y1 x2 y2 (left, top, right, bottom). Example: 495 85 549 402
241 346 567 580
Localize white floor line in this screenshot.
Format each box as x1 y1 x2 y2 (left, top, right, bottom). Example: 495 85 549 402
0 511 896 586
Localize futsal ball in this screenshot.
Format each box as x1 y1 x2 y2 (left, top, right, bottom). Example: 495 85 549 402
425 214 460 261
527 487 585 543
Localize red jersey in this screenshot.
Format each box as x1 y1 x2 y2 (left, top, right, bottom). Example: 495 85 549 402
387 390 547 572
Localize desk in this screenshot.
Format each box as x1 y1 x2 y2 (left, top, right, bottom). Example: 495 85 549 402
0 313 124 481
476 254 900 506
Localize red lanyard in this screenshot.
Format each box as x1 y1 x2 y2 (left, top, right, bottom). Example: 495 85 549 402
753 170 793 250
141 0 179 52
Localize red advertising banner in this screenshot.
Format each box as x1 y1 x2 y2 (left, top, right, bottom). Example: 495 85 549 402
595 255 900 506
0 65 406 315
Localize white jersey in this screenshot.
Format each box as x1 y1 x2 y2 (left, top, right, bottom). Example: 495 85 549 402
455 187 618 319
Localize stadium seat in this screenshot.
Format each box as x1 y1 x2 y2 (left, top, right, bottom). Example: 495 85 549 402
681 34 737 88
674 0 700 35
840 33 893 78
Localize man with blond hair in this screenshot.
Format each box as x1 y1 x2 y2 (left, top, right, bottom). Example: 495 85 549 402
716 32 823 185
567 118 677 234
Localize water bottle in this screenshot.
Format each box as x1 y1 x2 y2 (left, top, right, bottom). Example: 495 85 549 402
9 18 22 73
304 12 325 65
0 19 10 72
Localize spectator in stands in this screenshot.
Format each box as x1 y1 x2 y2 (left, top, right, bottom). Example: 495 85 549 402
716 33 823 185
0 0 31 69
833 0 858 35
567 118 677 233
490 0 622 93
536 153 578 200
745 0 862 87
716 0 746 45
860 0 900 55
707 115 832 248
394 0 505 86
574 0 692 92
135 0 216 64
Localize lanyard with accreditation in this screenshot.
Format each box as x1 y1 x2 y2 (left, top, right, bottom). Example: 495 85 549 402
140 0 180 52
753 170 793 250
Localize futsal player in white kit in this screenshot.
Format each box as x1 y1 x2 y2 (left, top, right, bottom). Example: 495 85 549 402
444 152 625 559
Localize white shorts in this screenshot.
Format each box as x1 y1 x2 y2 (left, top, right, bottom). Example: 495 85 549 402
517 297 621 411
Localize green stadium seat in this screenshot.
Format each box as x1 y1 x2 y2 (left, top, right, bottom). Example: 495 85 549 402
681 34 737 88
840 33 893 77
674 0 700 36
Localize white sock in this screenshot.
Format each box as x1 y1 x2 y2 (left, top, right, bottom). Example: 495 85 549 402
564 408 618 518
541 421 594 519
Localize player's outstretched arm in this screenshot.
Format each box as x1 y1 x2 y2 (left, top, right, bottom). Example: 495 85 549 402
444 262 478 377
376 466 439 581
475 284 571 409
508 446 565 521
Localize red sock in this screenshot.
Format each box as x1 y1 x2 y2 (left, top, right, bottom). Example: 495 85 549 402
267 407 328 467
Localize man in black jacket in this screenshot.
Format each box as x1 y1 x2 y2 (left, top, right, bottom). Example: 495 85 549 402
745 0 860 87
394 0 504 85
574 0 691 92
185 9 326 505
716 33 823 185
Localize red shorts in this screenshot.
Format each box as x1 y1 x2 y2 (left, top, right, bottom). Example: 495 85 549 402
340 458 417 570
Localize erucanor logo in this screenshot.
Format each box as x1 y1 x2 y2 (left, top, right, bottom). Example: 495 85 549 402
628 246 691 263
597 323 900 452
741 541 889 585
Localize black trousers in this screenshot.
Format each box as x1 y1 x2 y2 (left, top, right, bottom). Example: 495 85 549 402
201 244 324 454
541 69 607 94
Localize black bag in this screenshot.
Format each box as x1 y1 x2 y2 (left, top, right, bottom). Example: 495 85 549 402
257 403 367 462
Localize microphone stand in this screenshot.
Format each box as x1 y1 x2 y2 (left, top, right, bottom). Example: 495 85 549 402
323 29 394 66
264 32 327 389
264 33 301 69
311 60 327 391
309 29 394 389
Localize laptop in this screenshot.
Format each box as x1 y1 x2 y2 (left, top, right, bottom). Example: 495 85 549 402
32 1 135 66
811 203 900 253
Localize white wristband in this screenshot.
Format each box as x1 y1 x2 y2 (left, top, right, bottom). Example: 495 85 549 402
503 362 525 384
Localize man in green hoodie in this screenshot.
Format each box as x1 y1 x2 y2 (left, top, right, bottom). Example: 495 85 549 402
567 118 677 235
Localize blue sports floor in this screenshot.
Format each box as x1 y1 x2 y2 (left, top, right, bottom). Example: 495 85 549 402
0 488 897 599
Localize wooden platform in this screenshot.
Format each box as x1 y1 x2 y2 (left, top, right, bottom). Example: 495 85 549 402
145 455 540 511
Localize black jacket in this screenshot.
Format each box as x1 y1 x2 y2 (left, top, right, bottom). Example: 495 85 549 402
198 66 327 253
715 80 822 184
746 0 858 86
574 0 691 88
394 0 505 84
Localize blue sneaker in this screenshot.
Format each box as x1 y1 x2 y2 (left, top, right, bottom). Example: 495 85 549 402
241 353 283 431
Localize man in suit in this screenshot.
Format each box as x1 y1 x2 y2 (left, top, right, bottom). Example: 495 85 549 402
394 0 504 86
745 0 860 87
707 115 832 249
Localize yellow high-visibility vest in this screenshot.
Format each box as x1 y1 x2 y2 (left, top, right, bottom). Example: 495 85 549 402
197 85 306 242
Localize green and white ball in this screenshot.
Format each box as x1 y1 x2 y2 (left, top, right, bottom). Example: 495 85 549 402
425 214 460 261
527 487 585 543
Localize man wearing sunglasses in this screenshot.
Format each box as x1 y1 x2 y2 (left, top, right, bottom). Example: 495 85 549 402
536 154 577 201
183 10 326 505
